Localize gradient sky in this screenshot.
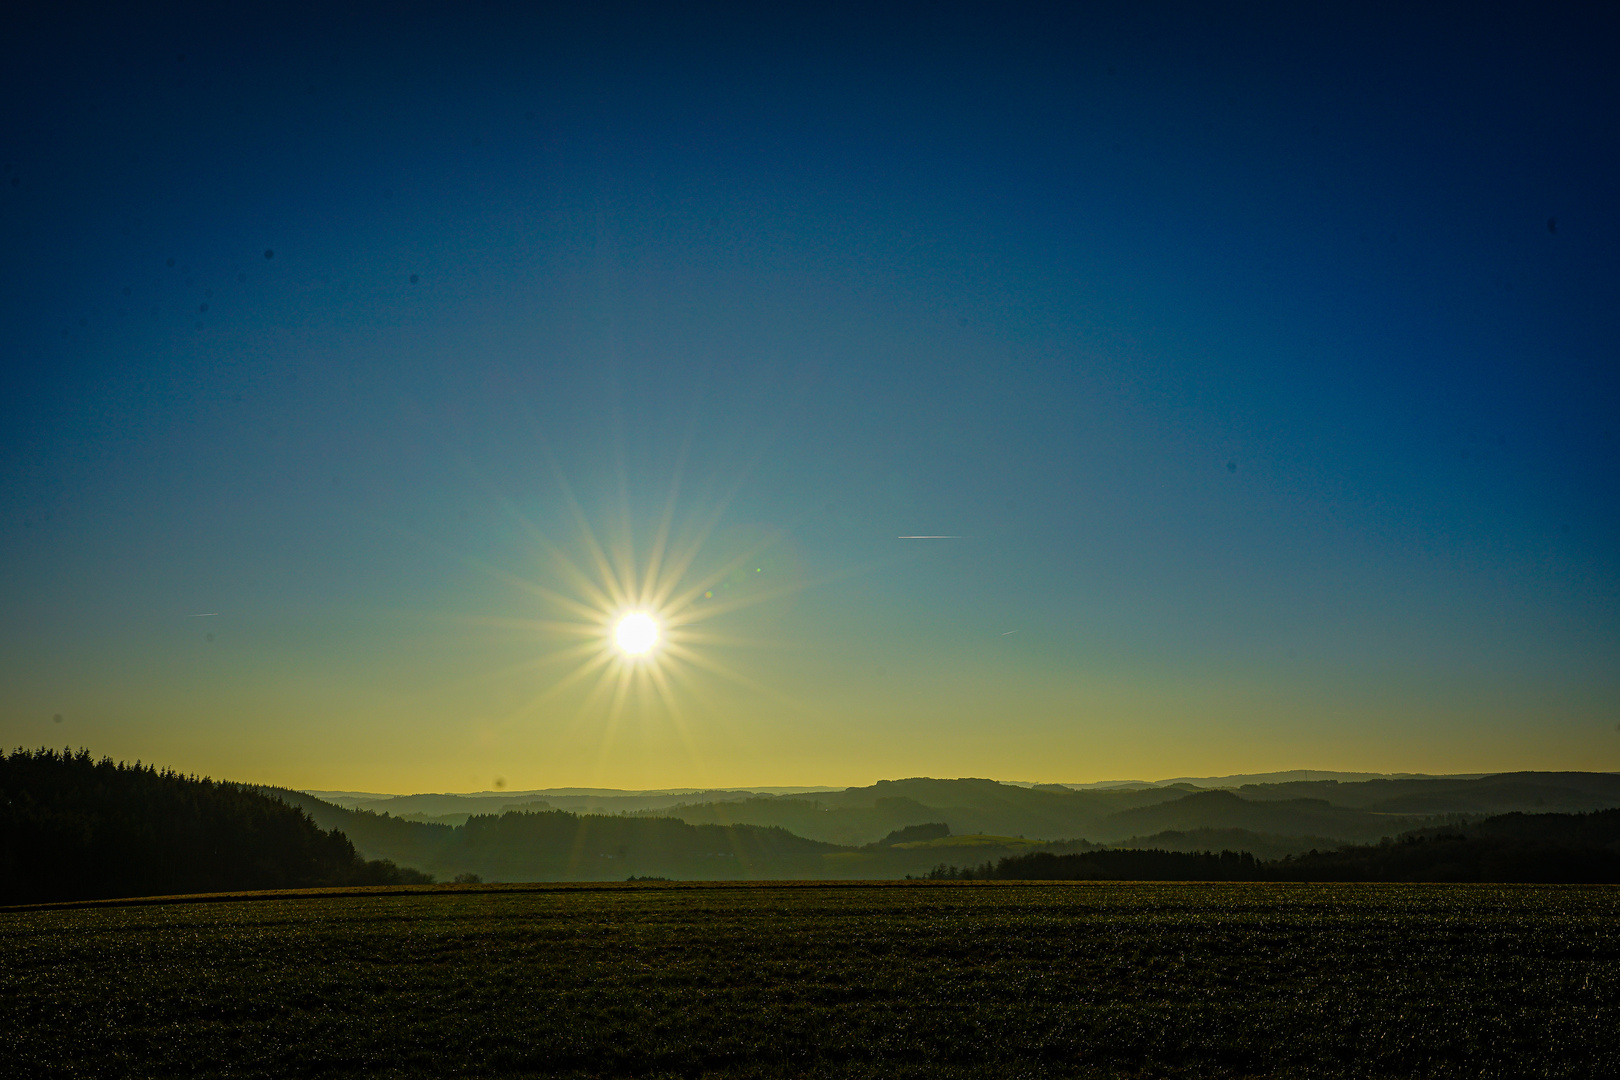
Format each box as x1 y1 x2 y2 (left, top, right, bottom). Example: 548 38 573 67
3 3 1617 792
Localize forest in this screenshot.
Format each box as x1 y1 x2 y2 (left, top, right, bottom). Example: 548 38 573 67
0 748 430 904
925 809 1620 883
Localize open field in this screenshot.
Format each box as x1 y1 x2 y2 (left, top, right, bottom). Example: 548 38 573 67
4 882 1619 1079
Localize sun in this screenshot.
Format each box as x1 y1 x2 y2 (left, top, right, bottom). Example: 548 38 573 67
446 456 808 767
614 612 660 656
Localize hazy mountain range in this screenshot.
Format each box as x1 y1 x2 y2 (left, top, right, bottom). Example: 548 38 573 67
9 753 1620 900
307 771 1490 821
274 772 1620 882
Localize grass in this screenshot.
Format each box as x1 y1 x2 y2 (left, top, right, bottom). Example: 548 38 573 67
4 881 1618 1078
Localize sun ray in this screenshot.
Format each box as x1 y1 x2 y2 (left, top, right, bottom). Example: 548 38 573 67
644 661 689 733
550 653 633 755
657 532 799 616
425 613 606 639
640 443 689 610
544 449 635 609
432 638 607 700
610 441 641 613
658 640 804 709
445 444 622 615
642 660 708 783
646 514 735 612
664 628 791 650
662 580 811 628
644 462 761 612
592 662 638 776
516 648 618 714
363 512 615 622
550 665 616 744
656 653 731 721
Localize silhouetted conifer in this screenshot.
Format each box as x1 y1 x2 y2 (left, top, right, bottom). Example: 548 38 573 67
0 748 433 903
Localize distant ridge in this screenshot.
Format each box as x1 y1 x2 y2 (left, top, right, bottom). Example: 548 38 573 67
317 773 1527 802
306 772 1620 837
1107 770 1492 788
308 785 842 804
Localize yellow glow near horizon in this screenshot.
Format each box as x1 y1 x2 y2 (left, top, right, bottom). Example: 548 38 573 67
614 612 660 656
455 461 805 782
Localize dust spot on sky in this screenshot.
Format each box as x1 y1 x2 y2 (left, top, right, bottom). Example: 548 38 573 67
52 714 63 724
410 274 419 284
1227 460 1238 473
205 633 215 643
166 257 175 267
237 272 246 283
122 286 131 297
494 776 507 789
1547 217 1558 234
263 248 274 259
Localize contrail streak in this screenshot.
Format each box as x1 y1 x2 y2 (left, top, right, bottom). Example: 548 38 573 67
897 535 960 539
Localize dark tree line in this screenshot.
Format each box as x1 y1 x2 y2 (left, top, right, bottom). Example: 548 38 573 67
864 822 951 849
1264 814 1620 883
922 848 1265 881
0 748 432 904
921 809 1620 883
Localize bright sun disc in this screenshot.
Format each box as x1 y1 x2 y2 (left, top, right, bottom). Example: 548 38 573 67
614 612 659 656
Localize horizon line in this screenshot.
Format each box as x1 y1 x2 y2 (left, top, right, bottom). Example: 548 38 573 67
299 767 1582 801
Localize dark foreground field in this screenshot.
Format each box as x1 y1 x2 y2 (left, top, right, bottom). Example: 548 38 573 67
4 882 1618 1079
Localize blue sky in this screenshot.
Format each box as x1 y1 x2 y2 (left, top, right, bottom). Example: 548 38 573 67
2 2 1616 789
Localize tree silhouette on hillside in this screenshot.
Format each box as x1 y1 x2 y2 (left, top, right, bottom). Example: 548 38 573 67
1 748 432 903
